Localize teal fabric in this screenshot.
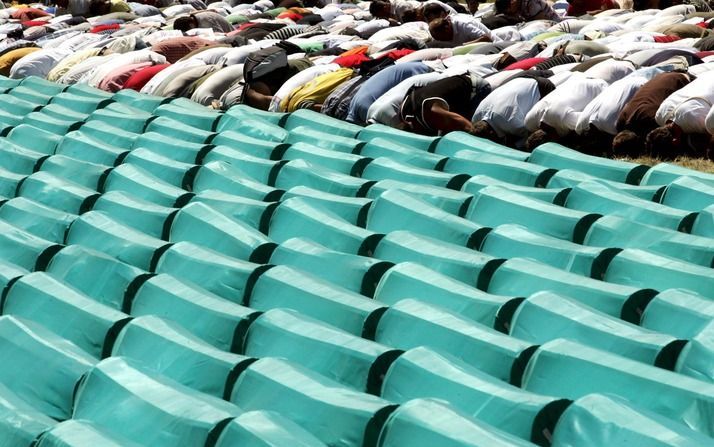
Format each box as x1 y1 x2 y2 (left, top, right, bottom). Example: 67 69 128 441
122 148 195 187
676 321 714 383
40 103 88 122
382 347 555 440
133 132 207 164
131 273 258 352
219 104 287 127
281 186 371 225
487 258 647 318
0 382 56 446
378 398 535 447
18 76 66 95
6 124 61 154
603 249 714 299
365 179 472 216
374 231 500 287
55 131 127 166
551 394 714 447
0 259 28 291
660 176 714 212
268 197 380 255
217 116 288 142
34 420 142 447
192 161 282 201
481 224 615 276
529 142 648 184
3 272 129 358
23 111 81 135
274 159 372 198
9 86 52 105
39 155 107 189
212 130 285 159
103 164 193 208
367 189 486 248
0 220 59 270
169 202 274 262
92 191 175 239
65 83 113 100
203 145 281 184
565 181 694 231
89 104 153 135
230 357 394 447
547 169 663 201
66 211 169 271
434 131 529 161
466 186 600 242
692 204 714 238
244 309 398 392
215 411 327 447
0 141 47 174
375 299 530 381
190 190 273 230
444 152 556 188
0 93 42 115
284 108 362 138
641 289 714 339
281 142 367 175
358 124 437 152
640 162 714 187
0 315 95 420
362 157 466 189
111 316 251 397
521 339 714 437
154 103 221 131
47 245 146 310
374 262 510 326
247 265 385 336
154 242 263 303
269 237 388 294
584 215 714 267
358 137 446 170
285 125 363 153
462 175 568 205
51 91 112 114
73 357 241 447
145 116 215 144
112 88 168 112
510 291 674 364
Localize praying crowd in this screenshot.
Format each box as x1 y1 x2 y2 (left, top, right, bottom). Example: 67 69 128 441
2 0 714 159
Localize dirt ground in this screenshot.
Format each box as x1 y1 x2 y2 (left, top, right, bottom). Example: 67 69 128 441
625 157 714 174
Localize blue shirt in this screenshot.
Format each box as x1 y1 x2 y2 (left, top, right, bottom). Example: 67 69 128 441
346 62 432 124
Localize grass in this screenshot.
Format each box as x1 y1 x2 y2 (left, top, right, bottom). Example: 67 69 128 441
624 156 714 174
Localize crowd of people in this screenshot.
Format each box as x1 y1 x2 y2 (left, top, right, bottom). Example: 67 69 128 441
1 0 714 159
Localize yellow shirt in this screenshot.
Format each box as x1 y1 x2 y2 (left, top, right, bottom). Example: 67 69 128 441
0 47 40 76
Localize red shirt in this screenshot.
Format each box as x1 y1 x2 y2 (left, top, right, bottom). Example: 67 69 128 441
90 24 121 33
123 64 170 91
334 53 370 68
504 57 547 70
151 36 215 64
653 35 682 43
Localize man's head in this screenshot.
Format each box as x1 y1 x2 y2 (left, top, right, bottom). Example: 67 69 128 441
612 130 644 158
423 3 448 22
525 129 554 152
466 0 482 14
471 120 499 142
400 8 422 22
495 0 518 15
173 15 199 33
89 0 111 17
369 0 392 19
429 17 453 41
645 124 678 159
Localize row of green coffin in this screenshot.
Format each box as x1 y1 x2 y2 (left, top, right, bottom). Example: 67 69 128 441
1 303 713 447
1 184 713 348
4 79 711 215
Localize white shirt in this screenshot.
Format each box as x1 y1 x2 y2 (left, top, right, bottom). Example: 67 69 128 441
473 77 544 138
445 14 491 46
656 70 714 134
367 71 446 127
9 48 72 79
583 58 637 84
525 73 608 136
